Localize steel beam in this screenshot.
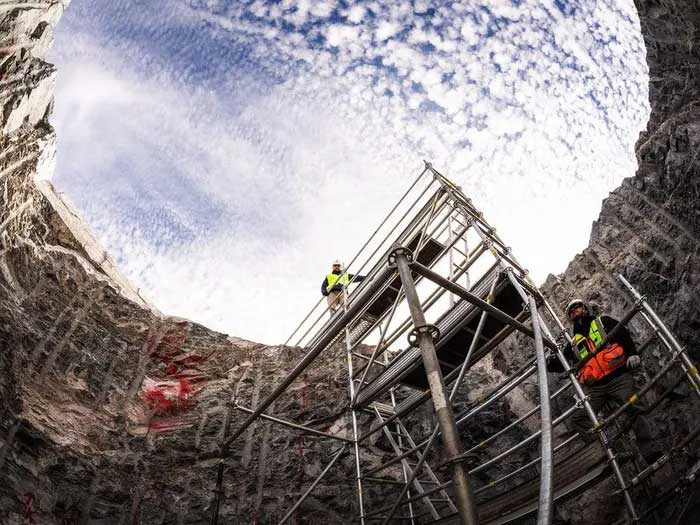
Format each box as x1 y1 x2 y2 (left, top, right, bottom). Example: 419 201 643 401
210 389 237 525
233 405 354 444
411 262 557 350
394 249 479 525
377 280 496 523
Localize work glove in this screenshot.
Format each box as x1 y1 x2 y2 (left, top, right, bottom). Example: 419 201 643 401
627 355 641 369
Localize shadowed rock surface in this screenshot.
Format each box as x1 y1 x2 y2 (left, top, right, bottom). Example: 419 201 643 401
538 1 700 522
1 0 699 524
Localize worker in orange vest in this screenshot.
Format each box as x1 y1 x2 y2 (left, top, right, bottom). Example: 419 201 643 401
548 299 660 463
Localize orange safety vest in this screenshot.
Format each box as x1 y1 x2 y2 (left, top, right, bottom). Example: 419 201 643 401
572 317 626 386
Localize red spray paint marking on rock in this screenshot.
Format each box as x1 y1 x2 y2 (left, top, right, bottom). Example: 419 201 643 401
23 492 35 524
141 323 209 432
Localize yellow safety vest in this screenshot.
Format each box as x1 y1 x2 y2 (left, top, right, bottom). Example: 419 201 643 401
572 317 606 360
572 317 626 385
326 272 350 293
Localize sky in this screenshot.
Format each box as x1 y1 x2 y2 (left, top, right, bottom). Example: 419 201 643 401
49 0 650 345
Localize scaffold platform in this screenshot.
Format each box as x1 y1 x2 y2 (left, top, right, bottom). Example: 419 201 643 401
209 163 700 525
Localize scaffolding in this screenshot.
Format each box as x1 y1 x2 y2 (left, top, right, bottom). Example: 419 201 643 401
211 163 700 524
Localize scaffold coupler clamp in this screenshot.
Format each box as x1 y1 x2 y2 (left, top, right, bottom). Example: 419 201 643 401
592 421 605 434
387 246 414 268
612 483 631 496
408 324 440 346
485 240 497 256
574 394 590 409
634 295 646 310
554 332 569 348
445 453 468 467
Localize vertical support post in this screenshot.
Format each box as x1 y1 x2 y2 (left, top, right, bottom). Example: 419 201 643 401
381 277 497 524
343 288 366 525
392 248 479 525
448 214 455 307
211 389 237 525
463 219 470 292
528 297 553 525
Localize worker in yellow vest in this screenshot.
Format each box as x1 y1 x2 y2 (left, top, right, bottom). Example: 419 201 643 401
548 299 661 463
320 260 365 313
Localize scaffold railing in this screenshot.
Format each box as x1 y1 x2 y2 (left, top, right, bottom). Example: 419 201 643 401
210 162 700 525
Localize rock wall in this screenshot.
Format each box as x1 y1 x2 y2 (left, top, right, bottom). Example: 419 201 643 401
538 1 700 522
1 0 699 524
0 3 360 523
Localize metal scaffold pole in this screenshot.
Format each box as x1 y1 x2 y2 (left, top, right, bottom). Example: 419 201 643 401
545 321 641 522
210 388 237 525
278 445 349 525
392 247 479 525
345 290 367 525
504 268 640 523
528 296 553 525
618 274 700 397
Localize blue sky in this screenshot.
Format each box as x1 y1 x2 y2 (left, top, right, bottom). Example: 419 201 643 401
49 0 649 344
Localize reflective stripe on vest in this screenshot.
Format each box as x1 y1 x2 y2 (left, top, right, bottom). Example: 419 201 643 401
572 317 607 360
326 272 350 293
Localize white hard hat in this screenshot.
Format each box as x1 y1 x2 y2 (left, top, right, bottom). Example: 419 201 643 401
332 260 342 266
565 299 588 317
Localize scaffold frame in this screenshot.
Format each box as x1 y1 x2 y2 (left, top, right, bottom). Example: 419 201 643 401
210 163 700 525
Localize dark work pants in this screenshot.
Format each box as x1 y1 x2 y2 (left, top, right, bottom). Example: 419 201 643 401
571 373 657 459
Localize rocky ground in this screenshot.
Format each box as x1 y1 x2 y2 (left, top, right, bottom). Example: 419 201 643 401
1 0 699 523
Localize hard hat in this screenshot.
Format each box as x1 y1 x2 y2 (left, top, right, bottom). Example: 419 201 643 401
332 260 342 266
565 299 588 317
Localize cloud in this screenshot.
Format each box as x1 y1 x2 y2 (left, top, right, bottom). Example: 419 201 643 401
375 20 402 42
326 24 362 47
49 0 649 344
346 5 366 24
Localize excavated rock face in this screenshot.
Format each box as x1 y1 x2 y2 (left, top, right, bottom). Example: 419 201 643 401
538 1 700 522
0 4 359 523
1 1 699 524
